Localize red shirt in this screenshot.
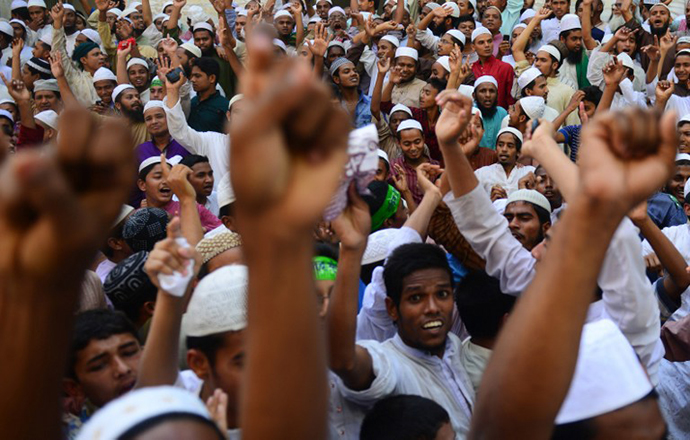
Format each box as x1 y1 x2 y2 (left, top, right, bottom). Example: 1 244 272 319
471 56 516 109
391 155 440 205
17 123 44 150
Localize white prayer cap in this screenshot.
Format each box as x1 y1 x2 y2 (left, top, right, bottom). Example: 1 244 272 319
274 9 293 20
389 103 413 118
180 41 202 58
484 5 501 15
397 119 423 133
519 96 545 120
327 40 346 52
193 22 214 34
308 15 322 23
0 110 14 124
684 175 690 199
273 38 287 52
126 57 149 71
238 8 249 17
513 23 527 32
468 0 477 9
138 154 181 173
555 320 653 424
80 28 102 45
113 205 134 228
496 126 523 145
0 98 16 107
361 11 373 21
617 52 635 71
679 114 690 126
677 49 690 60
34 110 58 130
317 0 333 4
217 174 236 207
445 29 466 46
228 94 243 111
328 6 346 16
92 66 118 83
62 3 75 11
33 79 60 93
380 35 400 47
121 7 138 17
507 189 551 213
395 47 418 60
471 26 491 41
11 1 28 10
560 14 581 32
143 100 165 114
677 153 690 165
458 84 474 98
362 228 399 264
0 22 14 38
161 0 173 10
183 265 248 337
376 149 390 167
112 84 135 102
106 7 122 16
435 55 451 72
649 2 670 12
426 2 441 9
518 66 543 90
443 2 460 17
129 1 143 9
519 8 536 22
9 19 29 32
76 386 213 440
678 36 690 47
27 0 47 8
474 75 498 88
538 44 562 62
153 12 168 22
471 106 482 119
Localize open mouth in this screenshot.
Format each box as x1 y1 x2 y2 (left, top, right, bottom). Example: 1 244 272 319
159 187 172 197
422 320 443 330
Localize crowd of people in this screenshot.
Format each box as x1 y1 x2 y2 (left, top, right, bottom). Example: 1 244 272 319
2 0 690 438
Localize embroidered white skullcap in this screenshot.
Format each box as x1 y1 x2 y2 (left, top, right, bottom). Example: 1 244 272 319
182 265 248 336
112 84 135 102
435 55 451 72
121 7 138 17
471 26 491 41
0 98 16 107
329 6 346 16
616 52 635 71
273 38 287 52
649 2 670 12
538 44 561 62
330 57 354 76
445 29 466 46
62 3 75 11
380 34 400 47
79 28 102 45
458 84 474 98
138 154 181 173
507 189 551 213
560 13 581 32
180 41 202 58
274 9 293 20
33 79 60 93
0 109 14 124
484 5 501 15
496 126 523 145
217 173 236 208
555 320 653 424
76 386 213 440
193 21 214 34
10 19 29 33
389 103 413 118
519 8 536 22
474 75 498 88
92 66 117 83
397 119 423 133
677 36 690 47
11 1 28 10
362 228 399 264
443 2 460 17
34 110 58 130
519 96 545 120
377 148 390 164
27 0 47 8
327 40 346 53
237 8 249 17
106 7 122 16
518 66 543 90
126 57 149 71
113 205 135 228
0 22 14 38
143 100 165 113
395 47 418 60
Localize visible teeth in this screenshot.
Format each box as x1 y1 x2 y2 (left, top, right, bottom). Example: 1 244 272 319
423 320 442 329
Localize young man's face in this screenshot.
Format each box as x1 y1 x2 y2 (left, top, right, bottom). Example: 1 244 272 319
377 40 396 60
398 128 425 161
326 46 345 66
385 268 454 357
0 104 17 122
119 89 143 114
666 164 690 202
526 75 548 99
535 167 562 209
274 16 295 38
69 333 141 408
358 0 375 12
316 0 331 19
129 11 146 32
504 201 547 251
389 110 410 133
534 51 557 77
473 33 494 58
474 83 498 110
34 90 60 112
94 80 116 104
193 30 215 53
582 99 596 119
679 123 690 153
32 41 51 60
508 102 525 127
614 31 637 55
235 16 247 39
0 117 13 137
674 55 690 83
334 63 360 89
20 65 38 90
375 158 390 181
551 0 570 18
190 66 213 93
150 85 165 101
82 47 106 72
395 56 417 83
28 6 46 25
144 108 168 137
138 163 172 206
458 20 476 39
189 161 214 198
496 132 519 165
64 9 77 29
419 83 440 109
128 65 149 90
457 0 473 15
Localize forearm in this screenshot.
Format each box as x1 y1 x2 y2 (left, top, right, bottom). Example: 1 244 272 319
512 18 538 62
57 76 79 108
382 80 394 102
440 139 480 197
637 216 690 295
313 55 324 78
241 232 328 440
581 7 597 50
552 106 576 129
447 68 460 90
529 138 579 202
11 55 20 81
142 0 153 27
371 73 385 117
417 12 434 30
646 59 659 84
17 99 35 128
116 55 129 84
295 16 305 47
403 189 441 238
167 6 182 30
179 198 204 246
596 85 616 113
394 0 405 25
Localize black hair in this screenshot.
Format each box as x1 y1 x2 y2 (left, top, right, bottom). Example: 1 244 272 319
383 243 452 307
520 76 544 97
457 14 475 26
559 29 579 40
360 395 451 440
534 203 552 225
427 77 447 93
219 202 235 217
186 332 229 367
581 85 602 107
315 241 339 261
190 57 220 85
179 154 210 169
448 16 461 29
364 180 393 218
455 271 515 339
26 63 53 80
12 8 30 21
120 413 225 440
138 161 169 180
101 217 127 258
67 309 139 379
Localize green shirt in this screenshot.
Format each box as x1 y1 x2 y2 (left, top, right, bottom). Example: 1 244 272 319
188 91 230 134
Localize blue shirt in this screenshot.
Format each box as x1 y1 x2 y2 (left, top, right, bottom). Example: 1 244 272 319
342 92 373 129
559 125 582 162
478 106 508 150
647 192 687 230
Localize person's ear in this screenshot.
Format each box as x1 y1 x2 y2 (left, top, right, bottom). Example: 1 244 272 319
542 221 551 237
333 74 341 85
107 237 125 252
187 349 212 381
209 74 217 84
684 203 690 217
80 56 89 67
385 296 399 323
137 178 146 192
143 301 155 318
221 214 237 232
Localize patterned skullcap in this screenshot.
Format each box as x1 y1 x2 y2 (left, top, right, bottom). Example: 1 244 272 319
196 232 243 264
103 251 157 309
122 208 169 252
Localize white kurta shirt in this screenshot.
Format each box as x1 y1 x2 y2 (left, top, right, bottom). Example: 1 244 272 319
474 163 536 196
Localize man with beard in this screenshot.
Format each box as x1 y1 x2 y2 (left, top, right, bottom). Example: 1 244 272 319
61 3 80 57
112 84 149 145
474 75 507 149
474 127 535 197
191 22 236 98
557 14 595 90
94 0 157 69
33 79 62 113
626 2 675 75
135 100 189 166
416 4 460 40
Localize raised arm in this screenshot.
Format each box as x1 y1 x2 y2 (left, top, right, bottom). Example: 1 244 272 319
167 0 187 33
469 108 677 439
142 0 153 27
371 57 391 120
596 58 625 114
513 8 549 63
10 39 23 81
1 74 36 129
403 165 444 237
49 51 79 109
216 8 244 77
579 0 598 50
162 161 205 245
